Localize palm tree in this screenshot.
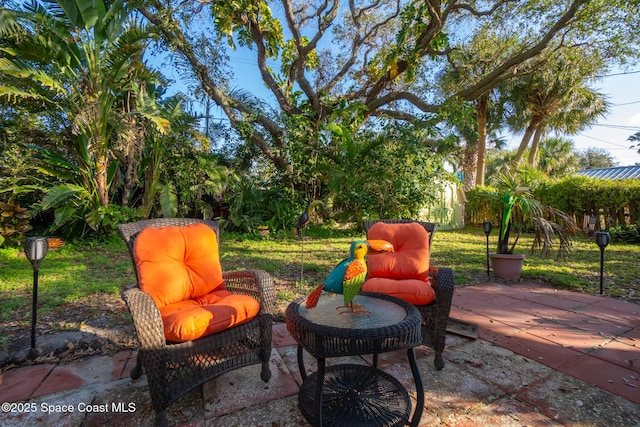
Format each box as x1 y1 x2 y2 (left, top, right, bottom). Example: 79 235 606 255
1 0 167 231
0 1 165 203
441 28 516 188
476 167 578 258
536 136 581 177
506 52 608 166
628 131 640 154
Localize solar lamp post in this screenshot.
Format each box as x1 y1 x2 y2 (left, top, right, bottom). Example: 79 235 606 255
595 231 611 295
24 237 49 353
482 221 493 278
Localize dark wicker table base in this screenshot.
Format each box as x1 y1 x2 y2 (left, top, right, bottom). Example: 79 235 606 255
287 293 424 426
298 364 410 427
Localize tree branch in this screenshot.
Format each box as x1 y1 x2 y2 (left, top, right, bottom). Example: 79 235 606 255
281 0 339 114
138 2 293 173
364 0 443 105
370 109 419 121
451 0 515 17
455 0 587 101
366 91 439 114
244 15 300 116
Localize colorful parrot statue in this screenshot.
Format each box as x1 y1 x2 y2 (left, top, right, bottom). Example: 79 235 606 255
294 200 322 237
305 239 393 314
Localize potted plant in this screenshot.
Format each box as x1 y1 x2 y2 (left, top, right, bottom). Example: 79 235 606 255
485 171 577 280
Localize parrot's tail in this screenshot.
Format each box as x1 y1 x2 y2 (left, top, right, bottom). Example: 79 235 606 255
305 285 323 308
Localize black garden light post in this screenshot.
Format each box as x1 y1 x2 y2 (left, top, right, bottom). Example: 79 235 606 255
24 237 48 352
595 231 611 295
482 221 493 278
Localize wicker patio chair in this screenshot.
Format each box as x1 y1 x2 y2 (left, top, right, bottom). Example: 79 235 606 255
118 218 276 426
362 219 454 369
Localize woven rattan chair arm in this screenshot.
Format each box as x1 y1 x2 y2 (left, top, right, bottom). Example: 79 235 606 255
429 266 454 311
121 285 166 351
223 269 277 315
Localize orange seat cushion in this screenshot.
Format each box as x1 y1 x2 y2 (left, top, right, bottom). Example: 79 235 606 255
366 222 430 280
133 223 225 308
362 277 435 305
159 290 261 342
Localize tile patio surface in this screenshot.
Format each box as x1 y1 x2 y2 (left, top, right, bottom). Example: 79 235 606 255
1 282 639 426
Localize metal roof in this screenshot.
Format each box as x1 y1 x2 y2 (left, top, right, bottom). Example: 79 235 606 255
577 166 640 180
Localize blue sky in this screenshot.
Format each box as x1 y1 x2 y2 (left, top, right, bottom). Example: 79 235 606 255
574 69 640 166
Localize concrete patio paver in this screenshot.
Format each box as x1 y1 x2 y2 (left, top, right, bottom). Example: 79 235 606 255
0 363 55 403
454 283 640 405
202 348 299 419
0 282 638 426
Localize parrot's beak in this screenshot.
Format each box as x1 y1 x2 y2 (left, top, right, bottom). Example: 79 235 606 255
367 239 394 253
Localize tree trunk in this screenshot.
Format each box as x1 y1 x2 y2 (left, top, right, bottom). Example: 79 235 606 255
141 142 162 219
527 125 544 166
95 156 109 207
122 140 137 207
514 115 542 164
461 144 478 192
475 95 488 186
121 104 140 208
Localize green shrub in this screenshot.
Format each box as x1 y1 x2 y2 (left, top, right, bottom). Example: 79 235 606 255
608 224 640 244
536 176 640 226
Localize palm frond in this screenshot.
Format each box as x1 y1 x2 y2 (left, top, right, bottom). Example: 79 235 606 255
40 183 88 210
159 183 178 218
531 206 578 259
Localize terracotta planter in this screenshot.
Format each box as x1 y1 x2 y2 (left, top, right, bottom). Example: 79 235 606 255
489 253 525 280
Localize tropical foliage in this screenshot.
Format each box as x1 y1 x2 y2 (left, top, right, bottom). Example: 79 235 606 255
0 0 639 239
1 0 165 233
0 0 233 237
504 50 609 166
0 197 32 247
466 168 578 257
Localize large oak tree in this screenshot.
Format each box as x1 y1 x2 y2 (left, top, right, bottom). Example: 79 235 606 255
136 0 639 190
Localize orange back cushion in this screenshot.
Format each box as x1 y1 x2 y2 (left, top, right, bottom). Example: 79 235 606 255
133 223 225 307
366 222 430 280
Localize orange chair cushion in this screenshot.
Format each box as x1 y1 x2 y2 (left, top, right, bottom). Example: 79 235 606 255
366 222 430 280
362 277 435 305
159 289 261 342
133 223 225 308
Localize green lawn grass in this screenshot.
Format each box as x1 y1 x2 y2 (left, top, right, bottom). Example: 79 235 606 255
1 225 637 327
430 227 639 299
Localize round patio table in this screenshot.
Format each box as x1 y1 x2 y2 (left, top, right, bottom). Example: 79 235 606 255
286 292 424 427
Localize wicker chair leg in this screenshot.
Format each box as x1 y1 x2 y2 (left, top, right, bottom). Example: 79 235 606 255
130 362 143 380
434 352 445 370
261 361 272 382
154 410 168 427
130 353 143 380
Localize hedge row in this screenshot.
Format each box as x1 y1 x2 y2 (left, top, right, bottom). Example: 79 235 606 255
465 176 640 228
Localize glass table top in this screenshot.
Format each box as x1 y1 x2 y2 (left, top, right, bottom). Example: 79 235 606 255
297 293 407 329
